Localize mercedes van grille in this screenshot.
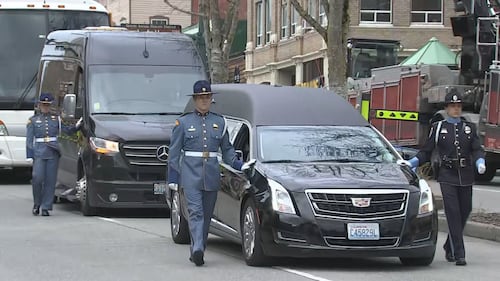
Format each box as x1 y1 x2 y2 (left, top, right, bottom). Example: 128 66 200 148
306 189 409 220
122 143 168 166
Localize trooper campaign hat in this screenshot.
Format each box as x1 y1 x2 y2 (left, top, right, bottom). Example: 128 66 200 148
189 80 217 96
39 93 54 104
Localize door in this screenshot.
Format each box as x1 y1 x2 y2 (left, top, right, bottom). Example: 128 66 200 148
217 122 252 234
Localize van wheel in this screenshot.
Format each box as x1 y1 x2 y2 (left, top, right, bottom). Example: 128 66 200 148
170 190 190 244
241 200 268 266
79 172 97 216
400 254 434 266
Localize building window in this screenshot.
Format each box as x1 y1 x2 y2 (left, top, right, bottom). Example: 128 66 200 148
256 1 263 46
360 0 392 24
318 1 326 26
291 6 298 35
265 0 272 43
150 16 169 25
281 1 288 39
411 0 443 24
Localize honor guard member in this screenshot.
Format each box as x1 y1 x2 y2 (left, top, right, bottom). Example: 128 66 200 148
168 80 255 266
26 93 82 216
406 91 486 266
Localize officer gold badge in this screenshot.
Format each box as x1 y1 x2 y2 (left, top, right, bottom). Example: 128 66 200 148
175 119 180 126
213 123 219 130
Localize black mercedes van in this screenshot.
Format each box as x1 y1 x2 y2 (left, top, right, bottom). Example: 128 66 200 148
37 27 206 215
169 84 438 266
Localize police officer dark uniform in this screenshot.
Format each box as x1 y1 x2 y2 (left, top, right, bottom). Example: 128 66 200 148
26 93 82 216
168 80 255 266
408 91 486 266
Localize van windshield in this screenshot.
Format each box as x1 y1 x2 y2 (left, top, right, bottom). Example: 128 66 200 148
257 126 397 163
88 65 204 114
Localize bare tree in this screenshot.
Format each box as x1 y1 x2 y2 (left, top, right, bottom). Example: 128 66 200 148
164 0 241 83
290 0 349 95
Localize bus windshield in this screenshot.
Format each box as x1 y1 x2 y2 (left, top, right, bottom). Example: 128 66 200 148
0 10 109 109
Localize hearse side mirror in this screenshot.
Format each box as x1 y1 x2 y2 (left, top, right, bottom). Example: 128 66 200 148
62 94 77 119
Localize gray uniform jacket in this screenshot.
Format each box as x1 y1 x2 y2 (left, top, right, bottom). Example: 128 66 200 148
168 111 242 191
26 113 78 159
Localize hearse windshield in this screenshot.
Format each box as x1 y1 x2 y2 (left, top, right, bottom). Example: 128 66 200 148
257 126 397 163
88 65 203 114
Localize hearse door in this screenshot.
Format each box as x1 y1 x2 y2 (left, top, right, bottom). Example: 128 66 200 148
218 123 252 235
55 65 83 196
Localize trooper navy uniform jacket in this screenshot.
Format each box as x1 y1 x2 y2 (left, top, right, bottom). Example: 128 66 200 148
168 111 242 191
26 113 78 159
415 119 484 186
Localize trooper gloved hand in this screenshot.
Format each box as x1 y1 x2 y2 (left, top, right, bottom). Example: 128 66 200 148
75 117 83 129
476 158 486 174
26 158 33 163
241 159 257 171
168 165 179 190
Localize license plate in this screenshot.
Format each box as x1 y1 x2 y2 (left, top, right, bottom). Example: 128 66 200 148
347 223 380 240
153 182 167 195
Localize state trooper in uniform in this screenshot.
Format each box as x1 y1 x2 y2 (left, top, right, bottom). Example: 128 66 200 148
26 93 82 216
168 80 255 266
407 91 486 266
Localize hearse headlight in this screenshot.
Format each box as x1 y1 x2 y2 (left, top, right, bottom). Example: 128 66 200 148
90 137 119 154
418 179 434 215
269 179 296 215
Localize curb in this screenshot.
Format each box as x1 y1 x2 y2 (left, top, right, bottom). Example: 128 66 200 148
438 215 500 243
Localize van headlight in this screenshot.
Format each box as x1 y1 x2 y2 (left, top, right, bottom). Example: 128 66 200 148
269 179 296 215
90 137 119 154
418 179 434 215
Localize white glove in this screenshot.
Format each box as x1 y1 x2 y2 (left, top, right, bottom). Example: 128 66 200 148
75 117 83 128
26 158 33 164
478 163 486 174
168 183 178 191
241 159 256 171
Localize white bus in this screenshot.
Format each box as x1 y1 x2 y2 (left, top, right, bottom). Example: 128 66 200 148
0 0 109 174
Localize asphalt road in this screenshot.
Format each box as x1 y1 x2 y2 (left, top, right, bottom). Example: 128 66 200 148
1 171 500 281
472 174 500 213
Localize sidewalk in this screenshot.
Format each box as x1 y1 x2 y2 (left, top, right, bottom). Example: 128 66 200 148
429 179 500 243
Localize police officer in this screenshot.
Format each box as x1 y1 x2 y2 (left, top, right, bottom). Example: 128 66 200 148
407 91 486 266
26 93 82 216
168 80 255 266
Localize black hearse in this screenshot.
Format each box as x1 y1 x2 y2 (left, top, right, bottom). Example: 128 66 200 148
169 84 437 266
37 27 206 215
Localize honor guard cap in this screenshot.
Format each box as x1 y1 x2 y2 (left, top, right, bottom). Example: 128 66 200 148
444 90 462 105
39 93 54 104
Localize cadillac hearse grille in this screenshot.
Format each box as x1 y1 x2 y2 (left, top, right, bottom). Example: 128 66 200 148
306 189 409 220
122 143 168 166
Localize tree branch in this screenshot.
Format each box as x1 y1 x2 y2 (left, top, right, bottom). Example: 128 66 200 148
290 0 327 40
222 0 241 60
164 0 206 18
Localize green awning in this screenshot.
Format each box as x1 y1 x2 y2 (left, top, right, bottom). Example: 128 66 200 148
400 37 458 67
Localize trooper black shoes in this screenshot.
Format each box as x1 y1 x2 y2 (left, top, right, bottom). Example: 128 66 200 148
41 209 50 216
456 258 467 266
445 251 455 262
190 251 204 266
32 205 40 216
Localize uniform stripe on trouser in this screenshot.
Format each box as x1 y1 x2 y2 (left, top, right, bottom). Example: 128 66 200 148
182 188 218 253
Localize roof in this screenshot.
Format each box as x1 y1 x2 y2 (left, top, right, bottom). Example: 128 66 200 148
186 84 369 127
0 0 108 12
400 37 458 67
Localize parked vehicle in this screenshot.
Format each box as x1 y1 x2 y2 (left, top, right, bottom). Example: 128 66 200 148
168 84 438 266
0 0 109 174
38 27 206 215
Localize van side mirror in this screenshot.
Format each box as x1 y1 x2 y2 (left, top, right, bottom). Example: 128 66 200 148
235 150 243 160
62 94 77 119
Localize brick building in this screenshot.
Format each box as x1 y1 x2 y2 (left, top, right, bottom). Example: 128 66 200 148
245 0 461 86
97 0 191 28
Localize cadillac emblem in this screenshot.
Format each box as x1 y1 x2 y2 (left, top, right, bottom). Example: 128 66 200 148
351 198 371 208
156 145 169 162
